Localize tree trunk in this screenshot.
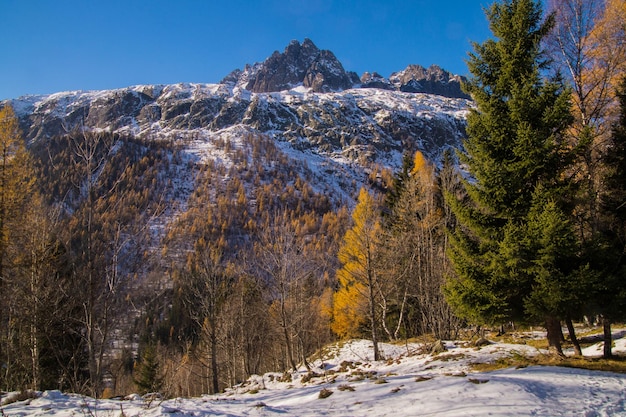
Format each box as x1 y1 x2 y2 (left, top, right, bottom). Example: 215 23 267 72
369 278 381 361
281 299 297 371
603 316 613 359
210 327 219 394
565 316 582 356
545 316 564 356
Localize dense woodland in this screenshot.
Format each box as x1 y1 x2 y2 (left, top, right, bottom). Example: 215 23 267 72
1 0 625 399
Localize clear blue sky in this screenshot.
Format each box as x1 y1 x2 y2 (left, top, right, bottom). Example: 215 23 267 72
0 0 492 100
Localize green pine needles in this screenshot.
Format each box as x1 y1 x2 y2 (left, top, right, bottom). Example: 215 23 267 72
134 344 164 395
444 0 576 353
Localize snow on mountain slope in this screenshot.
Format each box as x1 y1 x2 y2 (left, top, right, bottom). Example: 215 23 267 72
9 83 469 206
6 39 471 207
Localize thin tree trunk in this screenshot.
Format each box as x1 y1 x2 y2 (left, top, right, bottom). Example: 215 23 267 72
380 295 393 341
369 277 381 361
393 288 409 340
281 299 297 371
298 336 311 371
565 316 582 356
210 327 219 394
603 316 613 359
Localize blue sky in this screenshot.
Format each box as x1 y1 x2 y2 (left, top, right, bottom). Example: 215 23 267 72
0 0 492 100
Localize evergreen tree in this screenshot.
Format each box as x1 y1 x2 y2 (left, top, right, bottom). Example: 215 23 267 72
134 344 163 395
444 0 573 352
596 77 626 358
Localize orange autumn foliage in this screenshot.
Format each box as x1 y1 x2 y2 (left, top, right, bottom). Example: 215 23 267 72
331 188 381 338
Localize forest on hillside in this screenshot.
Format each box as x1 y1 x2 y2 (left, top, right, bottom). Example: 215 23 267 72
0 0 625 399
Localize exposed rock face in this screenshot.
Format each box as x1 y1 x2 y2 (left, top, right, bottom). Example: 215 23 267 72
360 72 394 90
389 64 470 99
232 39 357 93
13 84 469 168
358 65 469 99
220 39 469 99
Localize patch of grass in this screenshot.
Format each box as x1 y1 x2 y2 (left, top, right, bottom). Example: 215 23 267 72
437 352 467 362
247 389 259 394
492 334 547 349
349 369 377 381
337 384 355 392
338 361 362 373
415 376 433 382
469 351 539 372
558 355 626 373
278 372 292 383
373 378 388 384
470 350 626 374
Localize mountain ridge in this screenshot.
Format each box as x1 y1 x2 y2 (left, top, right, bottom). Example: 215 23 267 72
5 38 471 206
220 38 470 98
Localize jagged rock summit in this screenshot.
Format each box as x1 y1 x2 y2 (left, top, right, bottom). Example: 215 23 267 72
389 64 470 99
222 38 469 98
223 38 359 93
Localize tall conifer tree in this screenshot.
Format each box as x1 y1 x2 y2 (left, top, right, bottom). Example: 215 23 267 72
596 77 626 358
445 0 573 352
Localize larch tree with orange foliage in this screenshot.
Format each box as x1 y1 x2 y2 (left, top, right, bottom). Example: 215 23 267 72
0 104 38 390
333 187 383 361
548 0 626 240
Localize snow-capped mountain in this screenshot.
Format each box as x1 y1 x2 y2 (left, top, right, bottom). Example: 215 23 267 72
8 38 470 204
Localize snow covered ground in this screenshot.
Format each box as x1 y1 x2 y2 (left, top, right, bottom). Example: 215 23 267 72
2 334 626 416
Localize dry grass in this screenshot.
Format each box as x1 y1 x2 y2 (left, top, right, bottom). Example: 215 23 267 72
470 351 626 374
558 355 626 373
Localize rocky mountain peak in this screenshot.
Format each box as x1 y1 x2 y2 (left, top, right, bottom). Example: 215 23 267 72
389 64 470 99
220 39 469 99
360 72 394 90
232 38 357 93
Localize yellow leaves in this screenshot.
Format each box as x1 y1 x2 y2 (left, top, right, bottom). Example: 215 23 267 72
337 188 381 268
410 150 428 177
0 104 36 246
0 105 21 149
331 279 367 337
332 187 381 338
410 150 436 190
582 0 626 129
